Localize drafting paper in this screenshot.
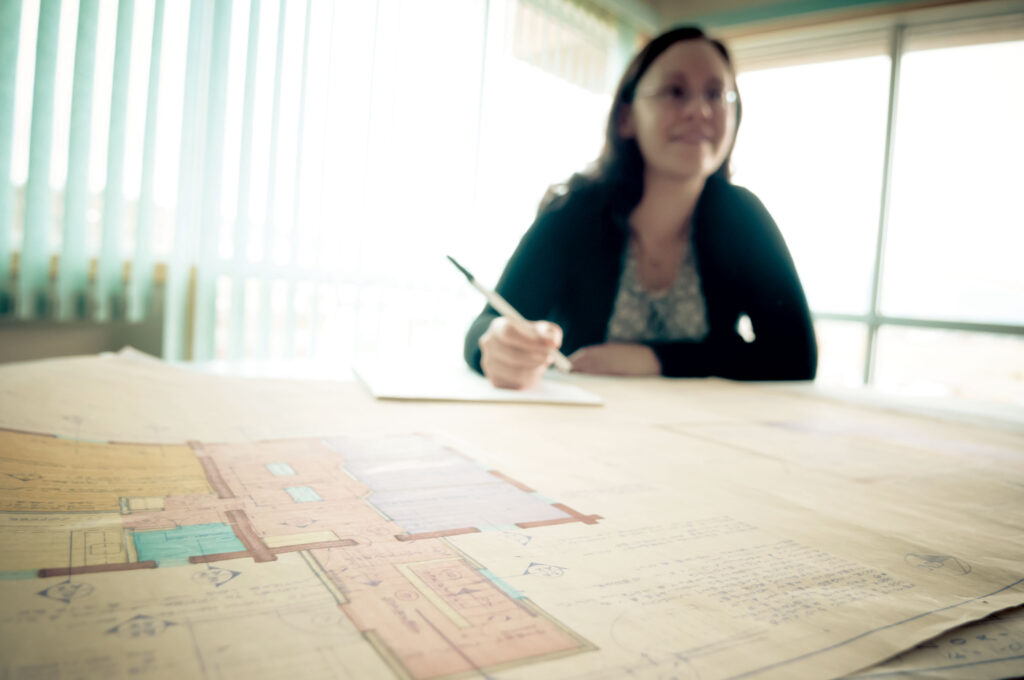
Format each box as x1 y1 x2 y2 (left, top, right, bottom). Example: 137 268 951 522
0 352 1022 680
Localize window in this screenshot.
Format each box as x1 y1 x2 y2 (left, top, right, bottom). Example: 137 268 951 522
729 5 1024 405
1 0 625 367
733 53 891 316
883 38 1024 326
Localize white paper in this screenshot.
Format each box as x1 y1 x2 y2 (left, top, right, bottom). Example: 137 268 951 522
352 359 604 406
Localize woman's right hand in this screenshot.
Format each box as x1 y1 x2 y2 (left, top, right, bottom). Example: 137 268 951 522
479 317 564 390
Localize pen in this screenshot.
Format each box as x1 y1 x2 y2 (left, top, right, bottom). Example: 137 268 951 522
447 255 573 373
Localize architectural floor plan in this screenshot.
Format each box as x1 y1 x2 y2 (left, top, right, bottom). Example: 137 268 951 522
1 352 1022 680
1 429 598 679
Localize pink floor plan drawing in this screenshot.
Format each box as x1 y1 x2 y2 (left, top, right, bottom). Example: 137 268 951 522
4 429 600 679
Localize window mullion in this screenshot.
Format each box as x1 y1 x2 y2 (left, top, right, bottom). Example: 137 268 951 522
863 24 904 386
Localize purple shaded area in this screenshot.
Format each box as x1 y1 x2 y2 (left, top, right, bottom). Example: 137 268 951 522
324 435 571 533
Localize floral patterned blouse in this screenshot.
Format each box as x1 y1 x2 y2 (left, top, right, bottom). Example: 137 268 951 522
605 237 709 343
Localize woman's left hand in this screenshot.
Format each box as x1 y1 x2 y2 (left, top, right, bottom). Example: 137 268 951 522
569 343 661 376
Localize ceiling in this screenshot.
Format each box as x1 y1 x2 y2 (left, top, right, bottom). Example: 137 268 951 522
643 0 794 27
611 0 949 32
597 0 798 31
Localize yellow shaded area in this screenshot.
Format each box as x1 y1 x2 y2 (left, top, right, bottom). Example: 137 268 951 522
395 560 470 629
0 512 126 572
127 496 166 511
0 430 211 512
263 530 340 548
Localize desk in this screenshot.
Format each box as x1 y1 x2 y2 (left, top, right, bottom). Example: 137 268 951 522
0 351 1022 679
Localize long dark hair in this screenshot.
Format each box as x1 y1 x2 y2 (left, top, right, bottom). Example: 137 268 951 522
541 26 742 215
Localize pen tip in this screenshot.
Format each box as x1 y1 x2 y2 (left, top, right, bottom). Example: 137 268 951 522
446 255 474 282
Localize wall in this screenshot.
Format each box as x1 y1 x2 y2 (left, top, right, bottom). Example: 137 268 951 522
0 288 164 363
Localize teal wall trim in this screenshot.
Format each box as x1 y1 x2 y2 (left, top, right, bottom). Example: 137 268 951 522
683 0 934 30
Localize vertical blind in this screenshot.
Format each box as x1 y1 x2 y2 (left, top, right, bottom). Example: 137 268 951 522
2 0 627 362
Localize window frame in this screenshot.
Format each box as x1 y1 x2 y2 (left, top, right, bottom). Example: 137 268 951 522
726 0 1024 386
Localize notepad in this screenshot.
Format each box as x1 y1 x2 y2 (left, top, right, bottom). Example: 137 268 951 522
353 359 603 406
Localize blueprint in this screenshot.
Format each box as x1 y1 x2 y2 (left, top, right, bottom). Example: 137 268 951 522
0 351 1022 679
0 429 596 679
848 605 1024 679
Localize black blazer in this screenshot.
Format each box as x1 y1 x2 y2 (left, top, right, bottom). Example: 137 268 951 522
465 175 817 380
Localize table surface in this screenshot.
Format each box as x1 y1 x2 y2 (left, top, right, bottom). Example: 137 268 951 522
0 351 1021 680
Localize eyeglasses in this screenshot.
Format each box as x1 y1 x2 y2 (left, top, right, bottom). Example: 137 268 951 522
636 85 738 111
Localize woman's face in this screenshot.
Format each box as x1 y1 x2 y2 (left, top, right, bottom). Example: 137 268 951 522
620 40 738 183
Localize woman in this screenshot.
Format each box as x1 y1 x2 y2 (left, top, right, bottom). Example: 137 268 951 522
464 27 817 389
